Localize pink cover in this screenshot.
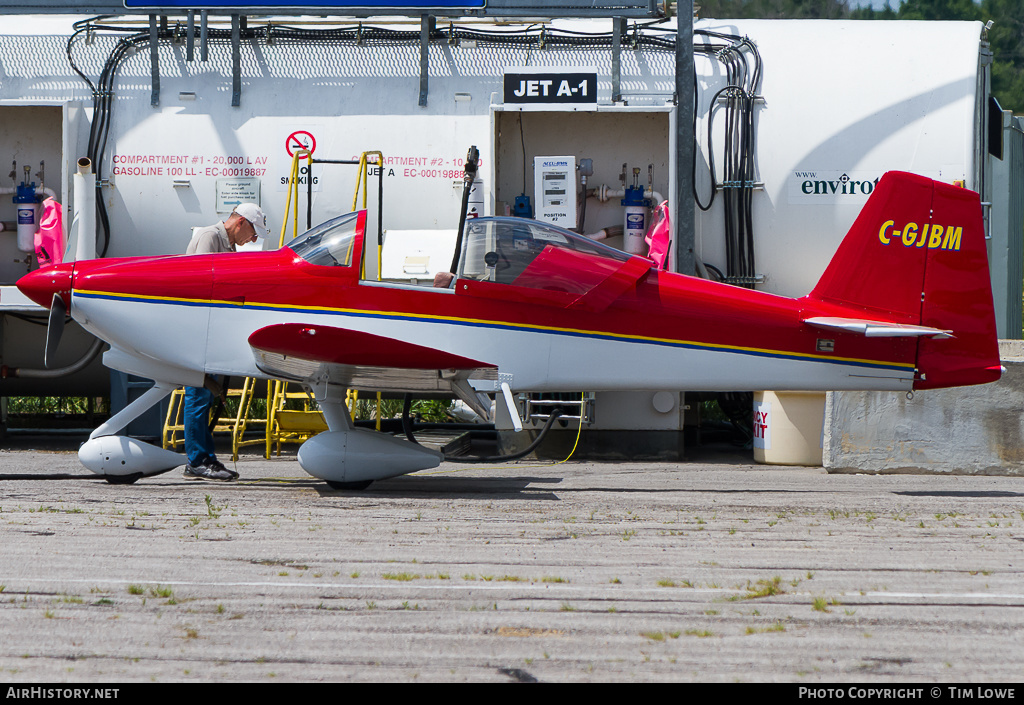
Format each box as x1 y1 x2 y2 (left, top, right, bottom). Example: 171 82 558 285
35 198 64 266
645 200 670 269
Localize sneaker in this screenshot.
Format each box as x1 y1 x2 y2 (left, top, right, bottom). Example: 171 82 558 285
206 458 239 480
183 462 235 482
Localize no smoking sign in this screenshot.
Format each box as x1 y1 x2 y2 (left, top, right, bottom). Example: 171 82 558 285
286 130 316 158
276 127 322 193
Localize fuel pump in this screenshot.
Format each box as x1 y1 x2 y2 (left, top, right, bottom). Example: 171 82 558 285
622 164 653 255
13 164 42 253
10 162 51 254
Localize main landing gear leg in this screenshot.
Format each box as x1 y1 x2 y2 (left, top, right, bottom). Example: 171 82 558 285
309 383 371 490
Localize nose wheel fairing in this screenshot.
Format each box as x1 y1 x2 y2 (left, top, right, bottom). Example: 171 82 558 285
79 435 184 478
78 381 185 479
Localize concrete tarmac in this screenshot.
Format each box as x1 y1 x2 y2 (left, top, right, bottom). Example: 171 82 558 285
1 438 1023 683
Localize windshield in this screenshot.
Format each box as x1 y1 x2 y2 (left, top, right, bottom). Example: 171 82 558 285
287 212 360 266
457 217 631 285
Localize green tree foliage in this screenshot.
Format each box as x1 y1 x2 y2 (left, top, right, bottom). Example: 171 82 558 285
693 0 1024 112
696 0 849 18
979 0 1024 112
896 0 981 21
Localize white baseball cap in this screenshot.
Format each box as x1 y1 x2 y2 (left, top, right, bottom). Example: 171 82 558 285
233 202 270 240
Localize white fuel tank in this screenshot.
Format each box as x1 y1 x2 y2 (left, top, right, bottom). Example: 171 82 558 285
693 19 987 296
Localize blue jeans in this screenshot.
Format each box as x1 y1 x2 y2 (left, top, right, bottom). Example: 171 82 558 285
184 385 217 466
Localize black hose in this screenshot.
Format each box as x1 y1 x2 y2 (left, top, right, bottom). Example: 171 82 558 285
692 68 715 212
68 19 750 66
576 187 587 232
400 393 566 464
695 34 761 288
443 408 564 463
207 377 230 433
401 393 417 444
448 146 479 275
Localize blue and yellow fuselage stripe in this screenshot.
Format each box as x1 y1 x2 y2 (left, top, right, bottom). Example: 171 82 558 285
74 289 915 374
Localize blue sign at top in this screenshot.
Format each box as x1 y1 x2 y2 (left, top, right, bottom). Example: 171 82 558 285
124 0 483 7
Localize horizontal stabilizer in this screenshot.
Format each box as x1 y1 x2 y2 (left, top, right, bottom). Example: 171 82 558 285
804 317 953 339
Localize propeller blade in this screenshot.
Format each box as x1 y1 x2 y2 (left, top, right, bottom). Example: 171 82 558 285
44 293 67 368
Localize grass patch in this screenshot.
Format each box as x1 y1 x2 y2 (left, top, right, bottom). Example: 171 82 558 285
746 622 786 634
730 576 784 601
684 629 714 638
382 573 420 582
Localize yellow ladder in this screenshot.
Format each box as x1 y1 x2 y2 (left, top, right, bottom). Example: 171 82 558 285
162 388 186 451
265 381 329 457
162 380 270 461
229 377 271 461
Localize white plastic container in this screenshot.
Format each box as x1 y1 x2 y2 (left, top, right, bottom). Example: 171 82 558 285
753 391 826 466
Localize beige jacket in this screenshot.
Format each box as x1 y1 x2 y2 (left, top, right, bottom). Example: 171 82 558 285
186 222 233 254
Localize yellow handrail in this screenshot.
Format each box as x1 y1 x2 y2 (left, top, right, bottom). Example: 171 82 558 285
279 149 312 248
351 151 384 281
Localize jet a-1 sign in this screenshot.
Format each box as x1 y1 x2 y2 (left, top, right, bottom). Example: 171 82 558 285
17 172 1001 487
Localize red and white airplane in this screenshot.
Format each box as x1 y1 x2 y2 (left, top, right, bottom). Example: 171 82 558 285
17 171 1001 487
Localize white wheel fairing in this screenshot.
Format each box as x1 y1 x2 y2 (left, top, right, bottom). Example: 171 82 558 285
297 429 442 483
79 436 184 476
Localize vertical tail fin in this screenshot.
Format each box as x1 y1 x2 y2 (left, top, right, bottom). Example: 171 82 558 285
809 171 1000 390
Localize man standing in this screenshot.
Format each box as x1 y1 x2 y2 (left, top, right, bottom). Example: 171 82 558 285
187 202 269 255
183 203 270 482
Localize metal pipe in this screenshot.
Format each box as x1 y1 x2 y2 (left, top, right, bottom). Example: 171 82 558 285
74 158 96 262
149 14 160 107
231 15 241 107
418 14 432 107
0 186 56 199
186 10 195 62
675 1 696 276
612 17 624 103
7 338 104 380
200 10 209 62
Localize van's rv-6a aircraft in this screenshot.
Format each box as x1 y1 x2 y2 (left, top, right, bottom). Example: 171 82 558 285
17 171 1001 488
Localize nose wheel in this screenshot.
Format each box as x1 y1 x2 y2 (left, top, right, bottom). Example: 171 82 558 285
104 473 143 485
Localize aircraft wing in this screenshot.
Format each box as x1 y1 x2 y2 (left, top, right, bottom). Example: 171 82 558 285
248 323 498 418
